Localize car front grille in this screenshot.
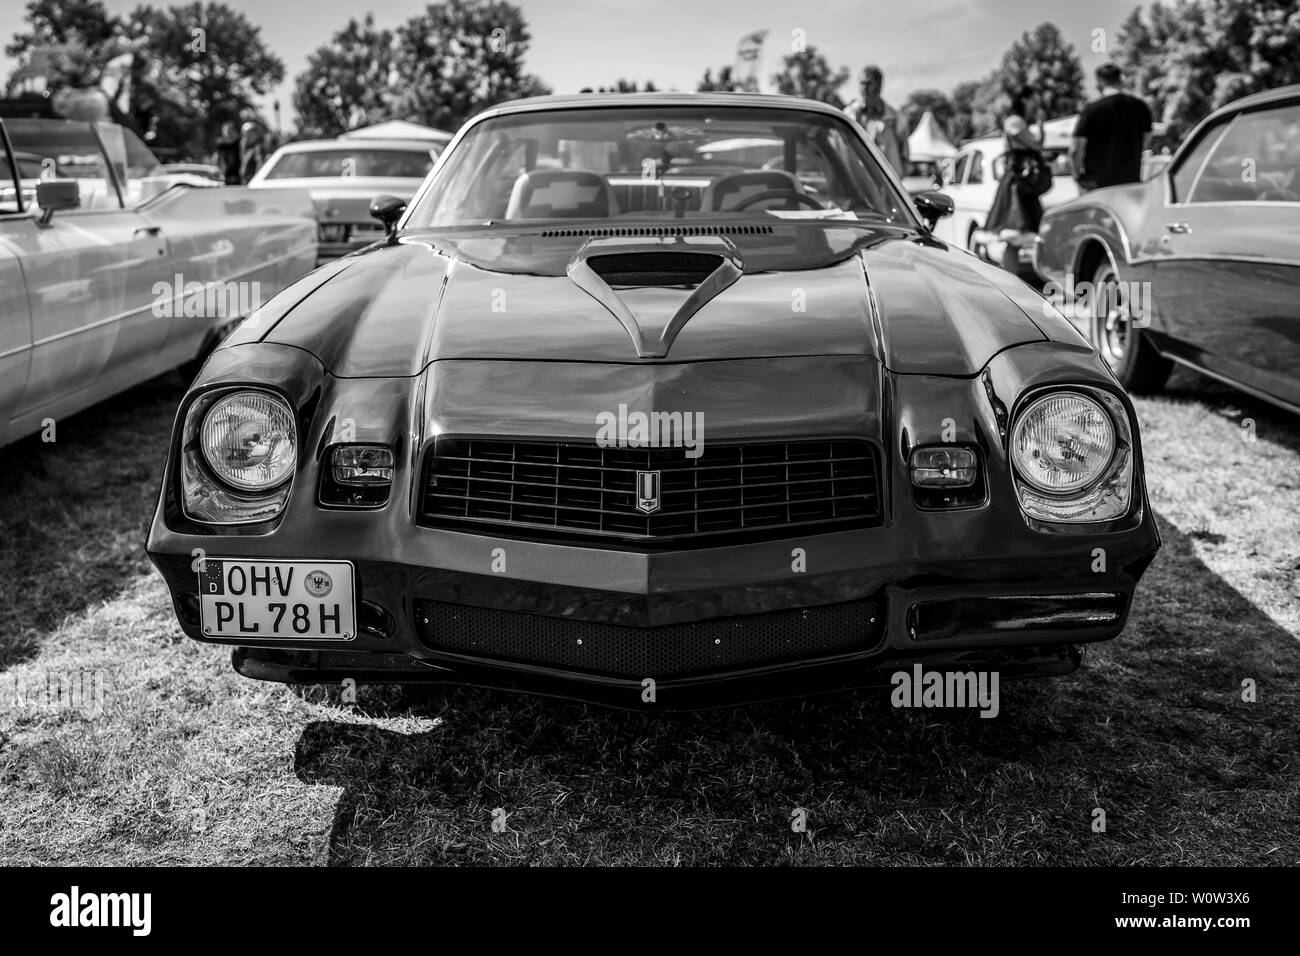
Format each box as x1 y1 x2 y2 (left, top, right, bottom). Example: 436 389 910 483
418 437 882 545
414 598 883 678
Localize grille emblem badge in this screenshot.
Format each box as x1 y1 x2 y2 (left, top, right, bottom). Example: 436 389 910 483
636 470 661 514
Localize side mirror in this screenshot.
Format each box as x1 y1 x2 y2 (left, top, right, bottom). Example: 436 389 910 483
913 190 954 230
35 179 79 226
369 194 407 240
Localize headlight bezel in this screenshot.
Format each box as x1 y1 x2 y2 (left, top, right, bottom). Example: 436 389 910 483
1008 385 1136 526
180 386 299 526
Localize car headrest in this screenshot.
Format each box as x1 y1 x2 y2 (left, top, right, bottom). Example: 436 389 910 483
505 169 619 219
703 170 803 211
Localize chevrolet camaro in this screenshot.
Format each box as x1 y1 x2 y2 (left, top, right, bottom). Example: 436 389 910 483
146 93 1160 709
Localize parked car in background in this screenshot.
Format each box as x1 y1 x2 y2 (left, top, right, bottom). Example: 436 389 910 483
1036 85 1300 412
160 162 224 183
248 138 441 262
934 117 1081 279
0 117 318 448
147 92 1159 710
901 157 942 196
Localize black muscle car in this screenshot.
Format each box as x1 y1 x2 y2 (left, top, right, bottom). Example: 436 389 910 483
1035 84 1300 412
146 93 1160 709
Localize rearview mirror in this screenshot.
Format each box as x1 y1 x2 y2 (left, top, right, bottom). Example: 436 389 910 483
35 179 79 226
369 194 407 240
913 190 954 230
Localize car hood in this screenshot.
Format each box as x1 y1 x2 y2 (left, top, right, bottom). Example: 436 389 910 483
257 224 1048 377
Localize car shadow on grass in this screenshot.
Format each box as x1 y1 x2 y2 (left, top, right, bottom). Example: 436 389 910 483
0 374 186 671
292 513 1300 866
1157 366 1300 454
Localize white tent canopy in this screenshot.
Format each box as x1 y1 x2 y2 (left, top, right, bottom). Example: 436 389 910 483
908 111 957 160
340 120 454 144
1039 114 1079 150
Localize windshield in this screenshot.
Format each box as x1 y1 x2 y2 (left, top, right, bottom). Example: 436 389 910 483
263 148 436 180
405 105 916 228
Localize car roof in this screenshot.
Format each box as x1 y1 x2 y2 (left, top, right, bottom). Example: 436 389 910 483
273 139 439 153
469 91 853 122
1208 83 1300 118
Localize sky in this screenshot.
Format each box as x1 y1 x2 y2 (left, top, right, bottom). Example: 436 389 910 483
0 0 1142 131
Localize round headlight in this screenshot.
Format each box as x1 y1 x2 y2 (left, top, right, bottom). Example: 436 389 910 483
1011 391 1115 494
199 390 297 492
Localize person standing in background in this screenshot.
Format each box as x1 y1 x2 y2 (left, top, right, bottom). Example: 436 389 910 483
1071 63 1153 191
239 121 265 184
215 121 242 185
846 66 910 176
986 85 1049 235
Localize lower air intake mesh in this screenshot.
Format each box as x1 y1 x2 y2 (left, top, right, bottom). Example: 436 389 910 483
413 598 883 678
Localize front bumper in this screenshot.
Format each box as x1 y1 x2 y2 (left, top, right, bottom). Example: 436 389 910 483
148 520 1156 709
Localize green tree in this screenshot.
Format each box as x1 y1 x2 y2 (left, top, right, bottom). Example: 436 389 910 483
4 0 129 99
994 22 1084 121
389 0 550 132
949 76 1001 142
697 66 740 92
589 79 658 93
5 0 284 157
126 3 284 157
293 15 399 138
1114 0 1300 143
771 46 849 107
4 0 119 59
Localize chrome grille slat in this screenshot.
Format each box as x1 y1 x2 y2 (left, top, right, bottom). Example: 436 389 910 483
419 437 882 544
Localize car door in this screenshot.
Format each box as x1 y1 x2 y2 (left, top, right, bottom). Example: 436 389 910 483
1152 100 1300 408
0 143 33 446
3 120 173 425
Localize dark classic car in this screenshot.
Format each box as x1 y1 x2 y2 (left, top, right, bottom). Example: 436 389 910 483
1035 85 1300 411
146 93 1160 709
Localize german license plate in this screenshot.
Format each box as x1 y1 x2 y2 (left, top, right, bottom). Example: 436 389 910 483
198 559 356 640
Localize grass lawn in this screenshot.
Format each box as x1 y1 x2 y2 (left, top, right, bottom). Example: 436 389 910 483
0 367 1297 865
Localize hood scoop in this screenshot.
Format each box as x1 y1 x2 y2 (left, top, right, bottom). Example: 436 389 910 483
566 235 743 358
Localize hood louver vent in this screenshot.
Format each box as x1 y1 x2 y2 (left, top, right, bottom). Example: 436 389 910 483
587 250 722 288
540 224 774 239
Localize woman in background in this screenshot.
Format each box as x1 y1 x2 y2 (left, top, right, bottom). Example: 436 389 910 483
985 85 1049 240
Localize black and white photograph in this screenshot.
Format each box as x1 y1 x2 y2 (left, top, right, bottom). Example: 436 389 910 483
0 0 1295 936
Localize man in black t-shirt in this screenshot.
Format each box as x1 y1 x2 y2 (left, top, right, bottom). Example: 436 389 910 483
1071 63 1153 190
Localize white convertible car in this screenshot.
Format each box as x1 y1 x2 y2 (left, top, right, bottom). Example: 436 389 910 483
0 117 318 448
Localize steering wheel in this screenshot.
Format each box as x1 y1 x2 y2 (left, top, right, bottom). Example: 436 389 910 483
730 189 823 211
1259 187 1300 202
